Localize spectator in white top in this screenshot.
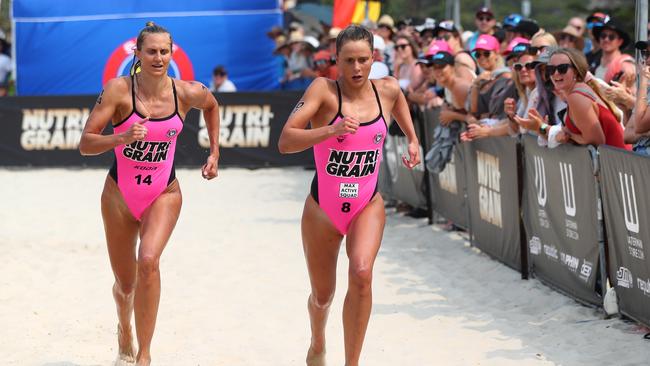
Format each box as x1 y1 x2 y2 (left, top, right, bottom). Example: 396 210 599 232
210 65 237 93
369 35 389 79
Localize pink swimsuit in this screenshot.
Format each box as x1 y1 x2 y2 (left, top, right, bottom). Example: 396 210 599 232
108 76 183 220
311 81 387 235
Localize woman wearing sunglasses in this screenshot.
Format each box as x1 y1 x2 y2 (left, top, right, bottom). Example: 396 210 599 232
515 48 628 149
392 35 422 92
463 44 538 141
468 34 516 123
591 18 635 86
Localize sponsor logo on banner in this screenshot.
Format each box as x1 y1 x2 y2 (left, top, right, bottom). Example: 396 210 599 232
324 149 380 178
619 172 639 233
103 38 194 83
20 108 90 150
529 236 542 255
339 182 359 198
560 252 579 272
534 156 547 207
199 105 273 148
637 278 650 296
580 260 593 282
543 244 558 260
559 162 579 240
619 173 645 260
616 267 633 289
559 162 576 217
439 153 458 194
477 151 502 228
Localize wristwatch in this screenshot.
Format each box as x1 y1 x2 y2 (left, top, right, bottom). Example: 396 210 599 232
539 123 548 135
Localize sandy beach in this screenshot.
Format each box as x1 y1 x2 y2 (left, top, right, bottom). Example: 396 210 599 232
1 167 649 366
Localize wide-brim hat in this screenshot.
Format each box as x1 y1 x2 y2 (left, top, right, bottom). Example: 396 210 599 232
635 40 649 51
377 14 397 34
553 26 585 50
593 18 631 49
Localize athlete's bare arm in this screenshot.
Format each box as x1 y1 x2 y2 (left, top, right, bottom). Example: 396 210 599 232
79 77 148 156
177 80 220 179
278 77 359 154
377 76 421 168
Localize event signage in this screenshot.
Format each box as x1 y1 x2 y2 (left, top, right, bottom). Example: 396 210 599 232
522 136 601 305
599 146 650 326
463 137 523 271
0 91 310 167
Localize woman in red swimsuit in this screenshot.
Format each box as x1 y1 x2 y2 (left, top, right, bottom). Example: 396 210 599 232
516 47 628 148
79 22 220 365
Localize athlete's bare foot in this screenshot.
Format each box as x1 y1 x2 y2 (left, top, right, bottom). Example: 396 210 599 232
135 355 151 366
306 346 326 366
117 324 136 363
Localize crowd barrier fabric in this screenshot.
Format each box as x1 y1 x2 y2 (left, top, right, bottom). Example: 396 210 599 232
383 125 427 209
522 135 602 305
599 146 650 326
0 91 312 167
422 109 469 229
464 136 523 272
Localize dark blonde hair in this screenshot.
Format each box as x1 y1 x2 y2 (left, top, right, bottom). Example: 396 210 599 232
551 47 621 121
336 24 373 55
131 22 173 75
394 35 419 59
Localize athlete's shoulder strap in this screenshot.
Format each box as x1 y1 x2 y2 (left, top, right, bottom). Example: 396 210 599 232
170 77 179 115
334 80 342 116
369 80 384 118
130 75 136 113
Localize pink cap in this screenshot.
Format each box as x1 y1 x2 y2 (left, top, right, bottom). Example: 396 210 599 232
473 34 500 52
503 37 530 55
426 39 453 56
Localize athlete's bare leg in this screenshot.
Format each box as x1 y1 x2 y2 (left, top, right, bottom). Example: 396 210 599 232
302 196 344 366
134 180 182 366
343 194 385 366
101 176 139 363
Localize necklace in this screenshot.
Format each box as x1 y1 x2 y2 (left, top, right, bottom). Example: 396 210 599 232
134 74 170 118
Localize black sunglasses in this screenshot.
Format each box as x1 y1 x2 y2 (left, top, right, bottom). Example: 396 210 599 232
513 62 538 71
559 34 577 42
436 34 452 41
395 44 410 50
477 16 493 22
546 63 573 77
473 50 492 58
599 33 619 41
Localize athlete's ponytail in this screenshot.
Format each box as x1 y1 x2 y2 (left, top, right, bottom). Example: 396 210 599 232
131 21 173 75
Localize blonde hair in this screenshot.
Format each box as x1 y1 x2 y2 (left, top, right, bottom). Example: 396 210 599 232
531 32 558 48
552 48 622 121
512 54 537 107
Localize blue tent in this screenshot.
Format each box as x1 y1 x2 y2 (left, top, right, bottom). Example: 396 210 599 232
13 0 282 95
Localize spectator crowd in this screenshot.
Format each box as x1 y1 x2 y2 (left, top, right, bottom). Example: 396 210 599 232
266 7 650 155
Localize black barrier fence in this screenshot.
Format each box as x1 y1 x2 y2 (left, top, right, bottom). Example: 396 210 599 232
0 92 311 167
464 136 524 273
599 146 650 327
522 135 603 306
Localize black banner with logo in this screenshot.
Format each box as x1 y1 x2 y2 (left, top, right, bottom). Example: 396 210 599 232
463 136 523 271
421 108 468 229
0 91 312 167
522 135 601 305
599 146 650 327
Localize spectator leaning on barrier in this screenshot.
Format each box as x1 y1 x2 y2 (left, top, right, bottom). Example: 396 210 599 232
468 34 516 124
517 48 628 149
430 51 472 126
629 40 650 153
210 65 237 93
466 7 496 52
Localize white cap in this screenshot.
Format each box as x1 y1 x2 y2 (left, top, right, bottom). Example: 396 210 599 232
373 34 386 51
303 35 320 50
